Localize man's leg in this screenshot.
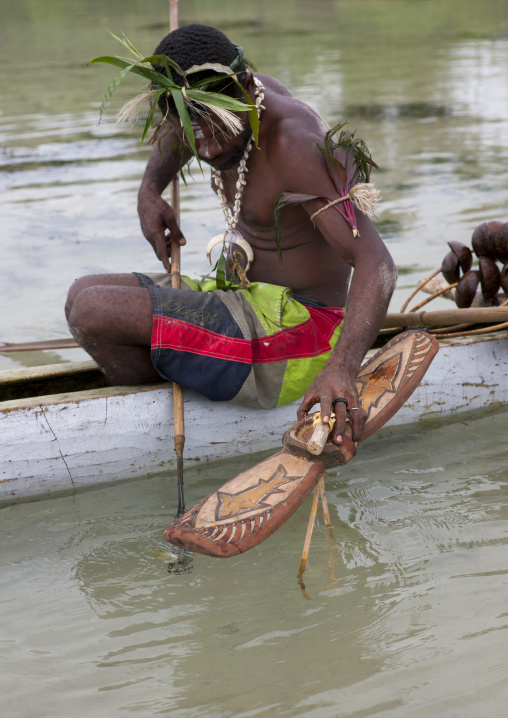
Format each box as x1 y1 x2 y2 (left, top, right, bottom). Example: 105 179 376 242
65 273 141 321
66 274 161 385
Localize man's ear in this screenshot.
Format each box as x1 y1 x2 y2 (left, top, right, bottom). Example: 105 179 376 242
241 72 255 95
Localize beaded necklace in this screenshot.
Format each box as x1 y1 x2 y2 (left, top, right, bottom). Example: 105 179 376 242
206 77 265 275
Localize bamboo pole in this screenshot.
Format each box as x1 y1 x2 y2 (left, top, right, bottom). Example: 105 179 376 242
169 0 179 30
168 0 185 516
383 306 508 328
430 320 508 339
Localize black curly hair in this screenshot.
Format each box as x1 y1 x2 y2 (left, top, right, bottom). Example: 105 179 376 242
153 24 248 118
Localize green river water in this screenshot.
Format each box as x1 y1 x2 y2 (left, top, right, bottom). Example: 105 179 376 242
1 1 508 716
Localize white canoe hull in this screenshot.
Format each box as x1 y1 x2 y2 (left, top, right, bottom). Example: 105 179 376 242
1 331 508 503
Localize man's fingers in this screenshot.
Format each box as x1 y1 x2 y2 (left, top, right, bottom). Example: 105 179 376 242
348 406 366 444
297 389 334 421
331 400 348 445
318 395 334 424
164 211 186 246
154 234 171 273
297 391 317 419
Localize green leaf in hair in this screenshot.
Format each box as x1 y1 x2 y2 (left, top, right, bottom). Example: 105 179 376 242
89 33 260 165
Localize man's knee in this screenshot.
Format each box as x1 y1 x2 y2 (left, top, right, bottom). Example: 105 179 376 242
65 276 98 322
67 285 110 345
68 283 152 349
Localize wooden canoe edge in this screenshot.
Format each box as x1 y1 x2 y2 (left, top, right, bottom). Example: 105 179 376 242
163 451 327 558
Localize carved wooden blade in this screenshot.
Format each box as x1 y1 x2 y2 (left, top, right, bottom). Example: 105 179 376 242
163 452 326 557
283 330 439 467
357 329 439 439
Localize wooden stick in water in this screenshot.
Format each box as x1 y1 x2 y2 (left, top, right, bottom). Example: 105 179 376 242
318 477 331 527
297 478 333 595
168 0 185 517
298 484 320 578
171 229 185 515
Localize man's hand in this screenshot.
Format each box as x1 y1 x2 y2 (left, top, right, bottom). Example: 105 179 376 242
138 190 186 273
297 363 367 449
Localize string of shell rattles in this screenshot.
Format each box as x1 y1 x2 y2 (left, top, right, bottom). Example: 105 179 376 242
400 220 508 338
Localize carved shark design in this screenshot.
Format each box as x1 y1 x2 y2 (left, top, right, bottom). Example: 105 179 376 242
216 464 300 520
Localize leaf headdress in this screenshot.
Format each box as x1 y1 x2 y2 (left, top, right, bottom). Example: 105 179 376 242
89 33 259 166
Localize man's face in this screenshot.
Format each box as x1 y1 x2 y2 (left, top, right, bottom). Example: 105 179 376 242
171 111 253 171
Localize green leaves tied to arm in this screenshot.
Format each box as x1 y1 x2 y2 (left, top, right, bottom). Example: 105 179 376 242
274 122 380 249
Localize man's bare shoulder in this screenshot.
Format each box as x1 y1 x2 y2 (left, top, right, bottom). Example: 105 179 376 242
263 109 332 193
257 74 328 130
257 79 328 148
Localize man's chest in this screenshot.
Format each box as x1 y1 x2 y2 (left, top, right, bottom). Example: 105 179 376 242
210 152 282 233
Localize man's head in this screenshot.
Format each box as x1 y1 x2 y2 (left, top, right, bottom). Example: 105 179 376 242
153 24 255 169
153 24 248 118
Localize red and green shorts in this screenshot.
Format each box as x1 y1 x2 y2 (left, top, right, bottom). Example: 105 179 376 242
135 272 344 410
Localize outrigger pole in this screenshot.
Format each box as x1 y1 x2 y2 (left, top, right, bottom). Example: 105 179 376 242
168 0 185 517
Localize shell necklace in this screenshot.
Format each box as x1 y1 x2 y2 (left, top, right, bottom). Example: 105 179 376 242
206 77 265 275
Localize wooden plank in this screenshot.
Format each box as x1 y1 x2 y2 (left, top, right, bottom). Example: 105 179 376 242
0 360 99 385
0 360 108 403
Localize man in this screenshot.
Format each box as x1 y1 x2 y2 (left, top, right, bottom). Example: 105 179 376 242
66 24 397 449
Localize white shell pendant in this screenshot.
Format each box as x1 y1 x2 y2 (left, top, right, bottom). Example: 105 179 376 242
206 232 254 272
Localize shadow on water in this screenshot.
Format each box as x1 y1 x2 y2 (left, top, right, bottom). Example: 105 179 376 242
166 548 194 575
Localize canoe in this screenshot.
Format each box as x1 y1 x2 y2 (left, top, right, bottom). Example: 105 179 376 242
1 329 508 505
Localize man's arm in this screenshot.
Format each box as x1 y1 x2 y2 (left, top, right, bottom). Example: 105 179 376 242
297 207 397 446
138 126 192 272
273 122 397 447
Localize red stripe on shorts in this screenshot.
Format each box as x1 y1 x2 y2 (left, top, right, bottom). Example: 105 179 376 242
152 306 344 365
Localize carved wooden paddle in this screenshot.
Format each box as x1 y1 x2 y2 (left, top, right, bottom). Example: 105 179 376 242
163 329 439 557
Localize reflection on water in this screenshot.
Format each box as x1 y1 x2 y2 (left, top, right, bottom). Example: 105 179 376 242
345 102 454 120
2 0 508 715
1 410 508 716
